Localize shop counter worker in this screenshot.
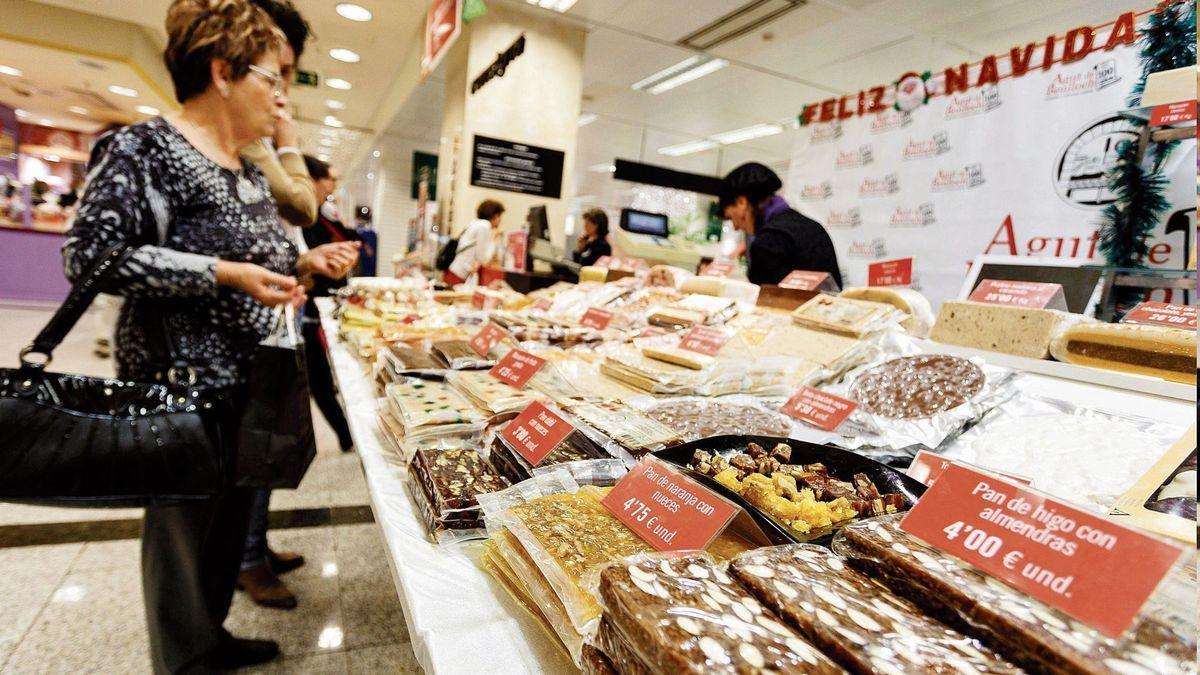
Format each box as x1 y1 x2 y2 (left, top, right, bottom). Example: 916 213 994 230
719 162 842 288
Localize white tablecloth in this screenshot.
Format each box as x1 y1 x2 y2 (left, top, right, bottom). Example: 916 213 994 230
318 299 575 675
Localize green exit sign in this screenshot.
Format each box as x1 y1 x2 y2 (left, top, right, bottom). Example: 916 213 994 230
294 69 320 87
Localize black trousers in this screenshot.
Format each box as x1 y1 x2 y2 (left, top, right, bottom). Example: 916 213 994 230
301 318 350 445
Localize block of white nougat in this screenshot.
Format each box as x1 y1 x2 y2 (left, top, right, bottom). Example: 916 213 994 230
930 300 1083 359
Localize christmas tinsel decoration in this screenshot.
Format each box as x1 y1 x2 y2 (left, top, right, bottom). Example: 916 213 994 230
1097 136 1172 307
1126 0 1197 108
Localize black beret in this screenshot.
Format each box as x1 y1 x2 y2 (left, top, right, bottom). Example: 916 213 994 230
718 162 782 209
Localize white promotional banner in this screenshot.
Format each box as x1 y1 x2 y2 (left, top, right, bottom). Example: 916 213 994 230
785 13 1196 309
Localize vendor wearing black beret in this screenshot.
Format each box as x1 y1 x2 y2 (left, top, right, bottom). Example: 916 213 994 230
719 162 842 288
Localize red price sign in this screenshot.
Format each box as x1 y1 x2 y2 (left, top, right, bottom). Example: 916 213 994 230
969 279 1062 309
594 256 614 269
678 326 730 356
580 307 614 330
778 270 830 290
602 457 739 552
867 257 913 287
899 463 1187 638
501 402 574 466
506 231 528 272
1149 100 1197 126
701 261 736 278
472 291 485 310
639 326 669 338
489 349 547 389
469 322 507 357
907 450 1031 487
533 298 553 312
1121 301 1197 330
781 386 857 431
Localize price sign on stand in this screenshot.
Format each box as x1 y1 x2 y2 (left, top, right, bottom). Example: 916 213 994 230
594 256 614 269
778 270 830 290
781 387 857 431
506 231 528 272
678 326 730 356
1149 100 1197 126
1121 301 1197 330
907 450 1031 487
970 279 1065 310
701 261 736 278
867 257 913 287
602 457 739 552
501 402 574 466
533 297 553 312
899 463 1187 638
469 322 507 357
489 349 547 389
580 307 614 330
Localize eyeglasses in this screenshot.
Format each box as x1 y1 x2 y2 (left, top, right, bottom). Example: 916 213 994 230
247 64 284 97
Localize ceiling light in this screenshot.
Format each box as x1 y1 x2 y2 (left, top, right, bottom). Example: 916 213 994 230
336 3 372 21
372 150 381 158
324 116 344 128
108 85 138 97
587 163 615 173
136 105 160 116
320 137 335 146
38 120 54 127
658 139 718 156
68 106 89 115
577 113 597 127
711 123 783 145
327 78 352 90
326 99 347 110
44 154 61 162
320 127 338 136
0 65 22 77
14 109 28 117
318 154 331 161
329 48 360 63
367 172 375 180
632 56 727 95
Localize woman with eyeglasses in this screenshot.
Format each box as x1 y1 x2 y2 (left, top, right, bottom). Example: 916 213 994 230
62 0 357 671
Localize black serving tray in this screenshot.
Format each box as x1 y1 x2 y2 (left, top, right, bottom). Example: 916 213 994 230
653 434 927 546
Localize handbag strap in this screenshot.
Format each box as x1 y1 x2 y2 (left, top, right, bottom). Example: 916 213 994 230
20 243 132 370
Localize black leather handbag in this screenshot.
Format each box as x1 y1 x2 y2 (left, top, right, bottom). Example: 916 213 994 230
0 244 225 507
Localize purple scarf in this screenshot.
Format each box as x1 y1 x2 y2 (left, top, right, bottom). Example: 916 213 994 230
758 195 790 229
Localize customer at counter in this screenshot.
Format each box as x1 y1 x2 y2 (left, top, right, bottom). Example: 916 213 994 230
443 199 504 286
572 208 612 267
719 162 842 287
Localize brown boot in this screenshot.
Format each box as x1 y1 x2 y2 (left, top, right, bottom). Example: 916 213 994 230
267 548 306 575
237 562 298 610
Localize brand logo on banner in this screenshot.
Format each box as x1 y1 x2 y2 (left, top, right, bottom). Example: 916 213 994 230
847 238 888 259
1054 115 1141 208
889 203 936 228
810 121 844 144
902 132 951 160
835 145 874 169
944 85 1003 119
869 109 912 134
859 173 900 197
799 181 833 201
827 207 862 229
931 164 986 191
1046 59 1121 100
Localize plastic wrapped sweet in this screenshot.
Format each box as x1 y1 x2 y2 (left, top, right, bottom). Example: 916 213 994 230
446 370 545 416
833 515 1198 675
385 379 484 431
648 294 738 329
488 422 614 485
485 529 584 662
729 544 1019 673
840 286 935 338
931 300 1084 359
407 447 510 543
850 355 985 419
431 339 497 370
1049 322 1197 384
641 398 793 443
566 400 684 459
581 644 620 675
600 342 802 398
593 620 653 675
792 294 904 338
528 358 642 406
596 552 842 674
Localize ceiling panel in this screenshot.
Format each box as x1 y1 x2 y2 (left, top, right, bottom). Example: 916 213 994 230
581 27 695 89
602 0 774 43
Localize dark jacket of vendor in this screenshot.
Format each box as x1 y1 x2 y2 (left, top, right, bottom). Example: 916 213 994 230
719 162 842 288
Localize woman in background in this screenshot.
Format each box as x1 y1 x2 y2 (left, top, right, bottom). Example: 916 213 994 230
572 207 612 267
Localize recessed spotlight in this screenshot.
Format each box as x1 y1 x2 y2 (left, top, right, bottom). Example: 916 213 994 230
44 154 61 162
372 150 380 158
324 116 344 128
657 139 718 156
38 119 54 127
320 137 335 146
0 65 22 77
327 78 352 90
318 154 331 161
325 99 347 110
68 106 89 115
329 48 360 63
320 128 338 136
336 3 372 21
136 105 160 116
14 109 28 117
108 85 138 97
367 172 375 180
577 113 597 127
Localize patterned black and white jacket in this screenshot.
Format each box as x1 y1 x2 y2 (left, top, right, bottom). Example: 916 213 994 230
63 117 299 389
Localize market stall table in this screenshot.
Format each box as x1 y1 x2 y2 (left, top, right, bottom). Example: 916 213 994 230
318 298 575 675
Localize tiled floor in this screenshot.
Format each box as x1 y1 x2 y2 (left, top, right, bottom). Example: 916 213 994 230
0 304 419 673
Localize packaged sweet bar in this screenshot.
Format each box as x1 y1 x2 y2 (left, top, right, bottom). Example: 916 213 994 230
447 370 545 416
642 398 793 443
385 379 484 431
381 343 445 374
593 620 652 675
833 515 1197 675
407 447 510 543
581 645 619 675
485 529 584 663
565 400 684 459
431 339 497 370
596 552 843 674
488 423 612 485
792 294 904 338
729 544 1019 673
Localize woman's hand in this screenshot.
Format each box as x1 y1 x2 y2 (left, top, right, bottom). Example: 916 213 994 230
575 233 593 252
216 260 305 307
298 241 361 279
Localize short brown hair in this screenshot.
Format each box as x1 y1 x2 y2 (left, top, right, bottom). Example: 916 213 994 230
582 208 609 238
477 199 505 221
163 0 284 103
